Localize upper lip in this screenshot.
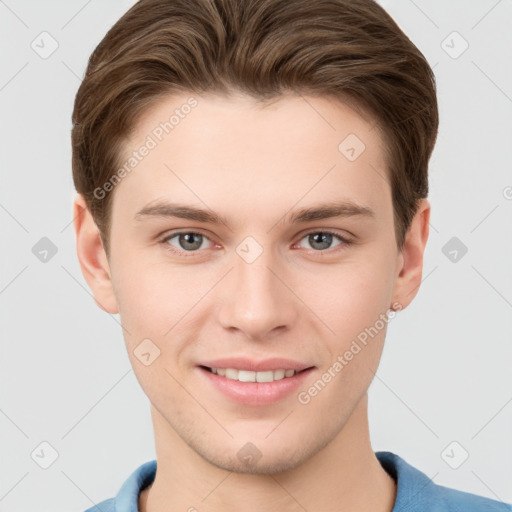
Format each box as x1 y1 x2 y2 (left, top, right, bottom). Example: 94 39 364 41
198 357 314 372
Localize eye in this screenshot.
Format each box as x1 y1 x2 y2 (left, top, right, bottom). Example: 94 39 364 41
296 230 352 252
162 231 214 253
159 229 353 257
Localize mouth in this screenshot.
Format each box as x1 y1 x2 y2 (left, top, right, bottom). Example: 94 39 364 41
199 365 312 383
197 364 316 406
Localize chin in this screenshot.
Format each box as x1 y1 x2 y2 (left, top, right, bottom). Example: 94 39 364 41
194 433 327 476
208 451 307 475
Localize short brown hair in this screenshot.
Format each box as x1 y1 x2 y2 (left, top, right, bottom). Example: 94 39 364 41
71 0 438 256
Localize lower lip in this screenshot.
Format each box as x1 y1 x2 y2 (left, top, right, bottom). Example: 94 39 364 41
197 366 315 406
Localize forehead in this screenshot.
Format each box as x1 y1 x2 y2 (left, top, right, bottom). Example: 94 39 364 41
112 91 391 225
131 90 384 154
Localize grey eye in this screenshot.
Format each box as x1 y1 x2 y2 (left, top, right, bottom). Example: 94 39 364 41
300 232 342 251
166 232 209 251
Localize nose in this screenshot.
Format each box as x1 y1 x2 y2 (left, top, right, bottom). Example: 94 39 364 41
216 244 299 341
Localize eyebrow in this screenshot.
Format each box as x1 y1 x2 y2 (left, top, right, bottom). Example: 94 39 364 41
134 200 375 229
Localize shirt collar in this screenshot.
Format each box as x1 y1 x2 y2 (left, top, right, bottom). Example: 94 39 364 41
112 451 435 511
376 450 437 509
115 459 156 512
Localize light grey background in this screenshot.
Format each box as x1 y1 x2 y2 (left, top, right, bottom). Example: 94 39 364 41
1 0 511 510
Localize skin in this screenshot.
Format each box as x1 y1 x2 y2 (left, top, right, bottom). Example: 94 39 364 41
74 91 429 512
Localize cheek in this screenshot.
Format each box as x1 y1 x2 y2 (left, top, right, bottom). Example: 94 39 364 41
110 252 214 350
302 264 392 406
110 245 170 316
311 257 393 334
108 255 168 350
299 258 394 401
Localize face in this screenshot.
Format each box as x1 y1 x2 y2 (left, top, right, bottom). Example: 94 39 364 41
80 91 422 474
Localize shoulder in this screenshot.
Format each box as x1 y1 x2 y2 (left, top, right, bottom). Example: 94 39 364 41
82 459 156 512
83 498 116 512
431 482 512 511
376 451 512 512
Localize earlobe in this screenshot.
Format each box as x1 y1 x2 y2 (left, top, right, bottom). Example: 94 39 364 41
391 199 430 310
73 194 119 314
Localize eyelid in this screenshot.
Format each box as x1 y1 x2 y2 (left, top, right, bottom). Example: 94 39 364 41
295 227 354 242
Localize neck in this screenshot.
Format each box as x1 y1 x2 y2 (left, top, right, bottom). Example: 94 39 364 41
139 394 396 512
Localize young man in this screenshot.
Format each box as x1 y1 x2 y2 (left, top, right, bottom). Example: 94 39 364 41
71 0 511 510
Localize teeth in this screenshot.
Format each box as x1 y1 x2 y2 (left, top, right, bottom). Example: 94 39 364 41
209 367 298 382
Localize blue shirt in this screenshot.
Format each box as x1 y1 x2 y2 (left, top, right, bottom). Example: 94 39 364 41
85 451 512 512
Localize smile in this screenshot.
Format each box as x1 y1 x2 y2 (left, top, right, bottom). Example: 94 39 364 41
203 366 299 382
198 365 316 406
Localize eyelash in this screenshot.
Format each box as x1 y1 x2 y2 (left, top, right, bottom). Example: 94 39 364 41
158 229 354 257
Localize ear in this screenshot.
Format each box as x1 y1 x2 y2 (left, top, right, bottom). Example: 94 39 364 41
73 193 119 314
391 198 430 310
